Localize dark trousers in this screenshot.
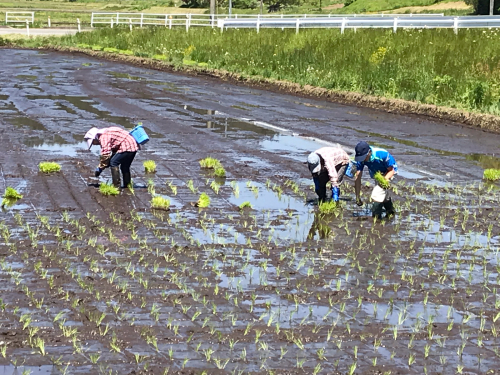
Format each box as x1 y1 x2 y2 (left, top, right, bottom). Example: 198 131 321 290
313 164 347 200
110 152 136 173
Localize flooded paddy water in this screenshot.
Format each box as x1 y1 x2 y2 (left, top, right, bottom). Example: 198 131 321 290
0 49 500 374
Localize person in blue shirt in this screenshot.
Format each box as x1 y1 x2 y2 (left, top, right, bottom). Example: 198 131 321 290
354 141 397 219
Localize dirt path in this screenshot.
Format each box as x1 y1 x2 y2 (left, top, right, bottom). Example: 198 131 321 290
1 49 500 374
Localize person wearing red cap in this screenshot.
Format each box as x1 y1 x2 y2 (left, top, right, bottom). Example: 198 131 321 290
354 141 397 219
84 127 138 188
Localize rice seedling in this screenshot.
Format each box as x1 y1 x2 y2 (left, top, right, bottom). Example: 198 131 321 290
199 157 221 169
38 162 61 173
2 187 22 207
374 172 390 189
214 166 226 178
318 200 341 215
196 193 210 208
483 169 500 181
99 183 120 196
151 196 170 210
143 160 157 173
239 201 252 210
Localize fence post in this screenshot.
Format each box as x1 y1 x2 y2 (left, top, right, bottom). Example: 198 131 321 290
453 17 458 34
140 13 144 28
295 19 300 34
169 15 172 29
26 20 30 37
48 16 51 28
281 14 284 31
116 12 119 25
393 17 398 33
111 17 114 28
130 18 133 31
91 13 94 27
256 17 260 33
341 17 346 34
77 18 81 32
165 15 168 27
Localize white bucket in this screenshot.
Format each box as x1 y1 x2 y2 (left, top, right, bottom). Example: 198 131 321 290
371 185 387 203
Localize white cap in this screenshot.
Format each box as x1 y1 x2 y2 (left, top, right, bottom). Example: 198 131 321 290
84 127 100 150
307 152 321 174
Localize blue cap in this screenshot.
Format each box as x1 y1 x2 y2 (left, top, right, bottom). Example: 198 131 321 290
355 141 370 162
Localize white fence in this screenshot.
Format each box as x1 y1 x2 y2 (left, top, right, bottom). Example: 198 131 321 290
90 12 445 29
5 11 34 25
218 15 500 33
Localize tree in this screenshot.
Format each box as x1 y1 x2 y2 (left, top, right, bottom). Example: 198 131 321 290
465 0 500 14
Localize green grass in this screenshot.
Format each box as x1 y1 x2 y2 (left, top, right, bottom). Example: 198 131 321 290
151 195 171 209
99 183 120 196
341 0 438 13
143 160 157 173
39 162 61 173
483 169 500 181
374 172 390 189
16 26 500 116
197 192 210 208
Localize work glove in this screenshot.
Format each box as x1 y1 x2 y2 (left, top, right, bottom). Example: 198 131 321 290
331 187 340 202
94 167 103 178
356 198 363 206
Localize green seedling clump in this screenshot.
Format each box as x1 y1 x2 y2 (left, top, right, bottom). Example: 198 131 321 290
483 169 500 181
197 192 210 208
143 160 157 173
318 200 341 215
214 166 226 178
199 157 221 169
39 162 61 173
99 183 120 196
239 201 252 210
374 172 390 189
2 187 23 207
151 196 170 210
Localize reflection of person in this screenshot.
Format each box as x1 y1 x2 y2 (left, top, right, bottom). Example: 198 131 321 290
354 141 397 219
307 212 333 240
307 147 351 202
84 127 138 188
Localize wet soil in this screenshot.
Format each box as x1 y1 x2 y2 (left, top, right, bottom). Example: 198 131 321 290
0 49 500 374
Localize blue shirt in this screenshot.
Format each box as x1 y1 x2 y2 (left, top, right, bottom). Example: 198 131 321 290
356 147 397 178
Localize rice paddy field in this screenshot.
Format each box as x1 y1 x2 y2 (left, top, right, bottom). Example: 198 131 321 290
1 48 500 374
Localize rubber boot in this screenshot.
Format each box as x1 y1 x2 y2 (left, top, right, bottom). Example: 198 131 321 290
383 198 396 217
372 202 384 220
110 167 121 188
122 171 131 189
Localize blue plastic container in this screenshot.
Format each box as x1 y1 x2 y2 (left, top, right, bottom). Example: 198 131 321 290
345 161 356 179
130 124 149 145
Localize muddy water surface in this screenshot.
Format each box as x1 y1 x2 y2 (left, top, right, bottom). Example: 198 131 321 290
0 49 500 374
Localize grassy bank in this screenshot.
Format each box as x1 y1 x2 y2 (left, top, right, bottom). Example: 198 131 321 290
7 27 500 116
